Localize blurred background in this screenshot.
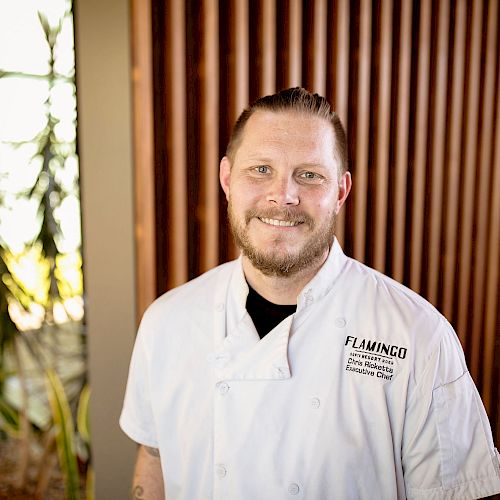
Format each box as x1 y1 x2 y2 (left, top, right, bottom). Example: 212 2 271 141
0 0 89 498
0 0 498 498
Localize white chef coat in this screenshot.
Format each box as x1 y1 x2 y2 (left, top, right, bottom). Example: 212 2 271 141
120 240 500 500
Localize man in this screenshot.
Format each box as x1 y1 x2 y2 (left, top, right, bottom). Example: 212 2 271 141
120 88 500 499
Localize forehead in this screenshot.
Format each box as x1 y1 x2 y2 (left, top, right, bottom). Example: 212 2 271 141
234 110 336 163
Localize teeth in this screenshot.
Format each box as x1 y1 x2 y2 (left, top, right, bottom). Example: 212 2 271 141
259 217 300 227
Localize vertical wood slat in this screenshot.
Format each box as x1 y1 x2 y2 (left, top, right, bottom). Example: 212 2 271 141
457 0 483 350
442 0 467 322
353 0 372 262
392 0 412 283
373 0 393 272
287 0 302 87
333 0 350 246
232 0 249 116
426 0 449 306
470 0 498 381
410 0 431 294
333 0 349 128
259 0 276 96
311 0 327 95
199 0 219 272
130 0 156 322
166 0 188 288
331 0 350 247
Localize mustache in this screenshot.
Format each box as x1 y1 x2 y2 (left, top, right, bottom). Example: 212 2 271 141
244 208 314 227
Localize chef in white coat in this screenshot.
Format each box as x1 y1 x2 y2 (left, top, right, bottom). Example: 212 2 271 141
120 87 500 500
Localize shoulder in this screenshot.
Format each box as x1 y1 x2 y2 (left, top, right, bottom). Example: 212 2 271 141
342 257 443 325
339 257 458 368
138 260 236 336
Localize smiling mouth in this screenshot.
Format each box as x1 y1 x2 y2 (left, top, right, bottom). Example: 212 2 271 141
258 217 303 227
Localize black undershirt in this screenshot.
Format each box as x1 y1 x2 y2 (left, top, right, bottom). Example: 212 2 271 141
246 285 297 339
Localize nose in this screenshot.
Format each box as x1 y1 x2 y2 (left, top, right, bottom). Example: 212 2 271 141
266 175 300 206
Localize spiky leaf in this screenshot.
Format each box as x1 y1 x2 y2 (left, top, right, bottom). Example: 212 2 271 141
45 368 80 500
76 384 90 444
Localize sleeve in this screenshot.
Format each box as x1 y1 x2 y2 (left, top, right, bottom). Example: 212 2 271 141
119 320 159 447
402 318 500 500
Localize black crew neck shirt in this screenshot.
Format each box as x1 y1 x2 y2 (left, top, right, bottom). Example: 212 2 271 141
245 285 297 339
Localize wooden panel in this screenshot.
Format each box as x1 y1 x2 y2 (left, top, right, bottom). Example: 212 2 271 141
352 0 372 262
132 0 500 442
130 0 156 321
166 0 188 288
332 0 349 128
409 0 431 294
310 0 327 94
259 0 276 96
457 0 483 348
287 0 302 87
426 0 449 305
442 0 466 322
391 0 412 283
199 0 220 272
373 0 393 272
231 0 249 118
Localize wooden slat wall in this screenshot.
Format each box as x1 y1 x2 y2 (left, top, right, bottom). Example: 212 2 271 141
133 0 500 441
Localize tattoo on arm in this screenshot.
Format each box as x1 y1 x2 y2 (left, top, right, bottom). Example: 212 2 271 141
132 485 144 499
144 446 160 457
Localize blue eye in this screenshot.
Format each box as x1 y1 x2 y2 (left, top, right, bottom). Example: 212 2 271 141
301 171 318 179
256 165 270 174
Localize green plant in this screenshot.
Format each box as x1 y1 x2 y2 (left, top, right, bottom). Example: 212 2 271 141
0 1 90 496
45 367 80 499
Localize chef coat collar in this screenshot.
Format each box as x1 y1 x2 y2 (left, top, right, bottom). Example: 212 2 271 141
209 239 348 381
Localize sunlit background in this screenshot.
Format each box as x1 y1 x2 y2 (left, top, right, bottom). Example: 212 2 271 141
0 0 83 329
0 0 89 497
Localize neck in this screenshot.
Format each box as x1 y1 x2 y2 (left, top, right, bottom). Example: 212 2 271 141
242 250 328 305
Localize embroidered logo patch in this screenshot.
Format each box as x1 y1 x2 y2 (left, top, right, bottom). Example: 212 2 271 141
344 335 408 381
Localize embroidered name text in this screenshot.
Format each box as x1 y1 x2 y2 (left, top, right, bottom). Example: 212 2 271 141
345 335 407 360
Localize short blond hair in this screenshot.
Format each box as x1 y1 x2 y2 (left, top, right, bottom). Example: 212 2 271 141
226 87 348 173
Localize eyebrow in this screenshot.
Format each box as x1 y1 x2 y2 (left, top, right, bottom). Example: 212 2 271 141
242 157 328 170
296 162 328 170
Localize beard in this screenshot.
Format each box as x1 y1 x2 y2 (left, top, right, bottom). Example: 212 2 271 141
228 202 336 277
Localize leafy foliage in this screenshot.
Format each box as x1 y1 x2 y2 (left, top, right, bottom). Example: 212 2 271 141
0 1 90 496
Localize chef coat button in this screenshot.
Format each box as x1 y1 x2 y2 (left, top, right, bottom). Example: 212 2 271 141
215 464 227 478
288 483 300 495
311 397 321 409
217 381 230 395
334 317 346 328
215 302 225 312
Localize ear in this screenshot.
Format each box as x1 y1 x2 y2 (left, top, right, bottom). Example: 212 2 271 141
219 156 232 200
335 172 352 214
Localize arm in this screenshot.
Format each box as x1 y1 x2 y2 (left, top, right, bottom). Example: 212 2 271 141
132 445 165 499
